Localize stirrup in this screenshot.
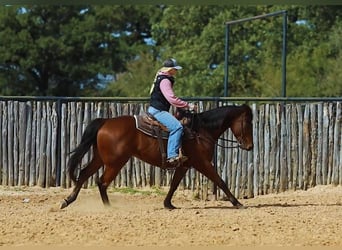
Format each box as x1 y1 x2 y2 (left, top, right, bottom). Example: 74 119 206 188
168 155 188 163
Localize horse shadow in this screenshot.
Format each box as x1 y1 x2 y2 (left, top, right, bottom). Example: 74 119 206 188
180 202 342 210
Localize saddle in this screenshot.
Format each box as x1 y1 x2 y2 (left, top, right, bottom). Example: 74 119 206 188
134 111 195 168
134 112 170 139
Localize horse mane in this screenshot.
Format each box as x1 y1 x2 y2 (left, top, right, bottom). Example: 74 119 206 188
192 104 252 131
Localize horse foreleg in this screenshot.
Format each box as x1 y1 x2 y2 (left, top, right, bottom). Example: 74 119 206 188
60 157 103 209
97 161 127 207
216 178 243 208
197 163 243 208
164 167 188 209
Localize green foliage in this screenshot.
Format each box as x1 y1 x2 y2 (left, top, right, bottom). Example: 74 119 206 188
0 5 341 97
319 20 342 96
100 53 159 97
0 5 160 96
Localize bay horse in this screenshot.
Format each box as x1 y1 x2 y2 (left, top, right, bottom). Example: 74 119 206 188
60 104 253 210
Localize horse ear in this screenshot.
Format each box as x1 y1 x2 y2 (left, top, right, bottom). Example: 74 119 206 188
241 103 251 111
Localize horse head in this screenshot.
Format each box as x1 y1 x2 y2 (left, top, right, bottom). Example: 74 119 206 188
229 104 253 151
176 105 253 151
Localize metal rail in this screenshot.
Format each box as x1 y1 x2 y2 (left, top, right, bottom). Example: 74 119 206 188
224 10 288 97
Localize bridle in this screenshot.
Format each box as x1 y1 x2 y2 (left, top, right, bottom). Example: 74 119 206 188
217 137 241 149
217 112 247 149
196 111 248 149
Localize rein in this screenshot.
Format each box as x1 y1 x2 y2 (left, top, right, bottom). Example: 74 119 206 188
217 137 240 149
196 134 240 149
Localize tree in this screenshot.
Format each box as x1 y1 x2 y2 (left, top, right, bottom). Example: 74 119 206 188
0 5 160 96
1 5 341 97
253 6 342 97
100 53 159 97
149 5 342 97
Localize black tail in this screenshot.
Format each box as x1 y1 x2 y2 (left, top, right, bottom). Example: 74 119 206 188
68 118 106 183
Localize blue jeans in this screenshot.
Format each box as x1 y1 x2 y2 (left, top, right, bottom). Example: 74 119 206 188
148 106 183 159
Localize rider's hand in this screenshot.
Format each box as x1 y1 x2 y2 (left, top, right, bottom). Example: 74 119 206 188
188 102 198 112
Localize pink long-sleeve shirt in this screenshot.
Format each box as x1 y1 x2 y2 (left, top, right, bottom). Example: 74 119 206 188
158 72 189 108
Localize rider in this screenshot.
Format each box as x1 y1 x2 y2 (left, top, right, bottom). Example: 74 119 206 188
148 58 194 166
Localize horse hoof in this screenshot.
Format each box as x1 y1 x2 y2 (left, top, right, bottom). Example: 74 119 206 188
60 200 68 209
164 203 177 210
235 203 245 209
165 206 177 210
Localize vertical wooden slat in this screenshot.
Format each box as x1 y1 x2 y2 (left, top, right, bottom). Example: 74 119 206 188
269 105 277 192
51 102 58 186
24 102 32 186
274 104 282 193
1 101 8 186
67 102 77 188
303 104 311 190
285 105 292 189
38 102 47 187
258 105 265 195
0 102 2 185
60 103 67 188
18 102 27 186
13 101 19 186
279 104 287 192
322 103 329 184
231 148 238 197
296 104 304 189
133 158 140 187
35 102 42 184
339 102 342 185
316 103 323 185
246 150 252 197
45 103 52 187
291 104 299 190
145 164 151 187
29 102 37 186
252 104 259 197
240 149 248 198
234 149 241 198
76 102 83 145
327 103 335 184
247 153 254 198
263 104 270 194
332 102 341 185
7 101 14 186
227 128 234 191
309 103 317 187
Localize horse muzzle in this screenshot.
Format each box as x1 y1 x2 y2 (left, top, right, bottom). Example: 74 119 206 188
239 143 253 151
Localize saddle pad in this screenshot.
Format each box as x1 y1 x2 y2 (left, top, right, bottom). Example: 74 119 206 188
134 115 169 139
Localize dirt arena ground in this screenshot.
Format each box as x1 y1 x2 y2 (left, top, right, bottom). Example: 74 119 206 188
0 185 342 247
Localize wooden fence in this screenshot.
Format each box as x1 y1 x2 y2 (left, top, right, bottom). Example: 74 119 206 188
0 98 341 199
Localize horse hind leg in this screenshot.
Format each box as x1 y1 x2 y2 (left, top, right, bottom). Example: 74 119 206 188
60 154 103 209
